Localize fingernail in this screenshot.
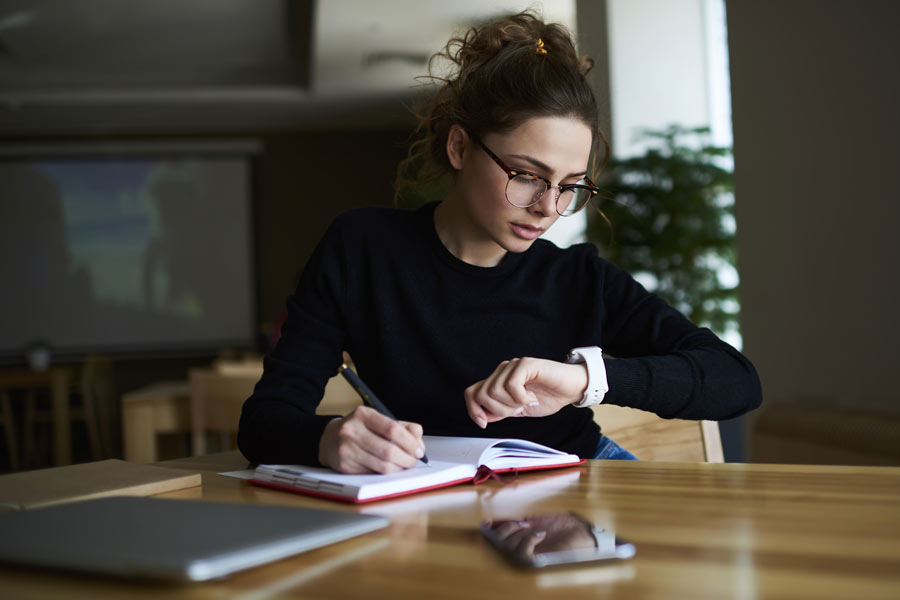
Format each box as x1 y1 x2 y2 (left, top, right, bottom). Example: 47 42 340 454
415 447 424 458
513 407 525 416
535 531 546 538
528 401 540 407
476 417 487 429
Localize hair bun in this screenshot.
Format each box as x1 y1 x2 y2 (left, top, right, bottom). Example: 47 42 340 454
394 10 608 206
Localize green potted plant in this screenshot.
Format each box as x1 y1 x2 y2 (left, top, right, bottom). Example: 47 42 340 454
588 125 739 339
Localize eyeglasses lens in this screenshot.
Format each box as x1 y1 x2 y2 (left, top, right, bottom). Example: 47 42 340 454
505 175 592 216
557 187 592 216
505 174 545 207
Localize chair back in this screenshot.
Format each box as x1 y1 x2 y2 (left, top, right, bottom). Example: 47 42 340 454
189 366 262 456
592 404 724 462
317 376 362 415
80 356 115 459
0 390 19 471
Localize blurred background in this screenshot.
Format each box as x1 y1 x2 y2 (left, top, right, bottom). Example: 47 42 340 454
1 0 898 470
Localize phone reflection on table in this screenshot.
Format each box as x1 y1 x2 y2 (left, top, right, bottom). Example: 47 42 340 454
480 512 635 568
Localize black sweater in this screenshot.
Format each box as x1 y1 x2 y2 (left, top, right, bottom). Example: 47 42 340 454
238 202 761 465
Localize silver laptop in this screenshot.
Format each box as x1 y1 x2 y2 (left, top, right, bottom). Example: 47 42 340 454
0 496 389 582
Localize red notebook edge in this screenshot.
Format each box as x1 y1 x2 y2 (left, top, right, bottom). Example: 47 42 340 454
247 458 586 504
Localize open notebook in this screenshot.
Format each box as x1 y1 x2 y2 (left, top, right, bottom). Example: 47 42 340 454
250 435 584 503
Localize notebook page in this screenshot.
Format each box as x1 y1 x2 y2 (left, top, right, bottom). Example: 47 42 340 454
420 436 512 465
479 439 580 470
256 461 473 501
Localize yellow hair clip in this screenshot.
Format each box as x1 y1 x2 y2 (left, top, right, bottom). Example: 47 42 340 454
536 38 547 55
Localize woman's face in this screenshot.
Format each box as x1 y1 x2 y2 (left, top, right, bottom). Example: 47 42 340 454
445 116 594 265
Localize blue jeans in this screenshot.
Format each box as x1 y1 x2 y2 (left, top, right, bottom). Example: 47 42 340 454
593 436 638 460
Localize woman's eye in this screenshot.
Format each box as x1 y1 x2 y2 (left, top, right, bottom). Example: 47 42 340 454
513 173 545 187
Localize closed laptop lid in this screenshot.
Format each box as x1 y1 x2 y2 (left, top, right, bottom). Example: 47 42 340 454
0 496 389 582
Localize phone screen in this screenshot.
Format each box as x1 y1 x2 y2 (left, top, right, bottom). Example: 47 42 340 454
480 512 635 568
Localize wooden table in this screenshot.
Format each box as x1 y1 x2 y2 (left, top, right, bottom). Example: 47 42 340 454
1 453 899 598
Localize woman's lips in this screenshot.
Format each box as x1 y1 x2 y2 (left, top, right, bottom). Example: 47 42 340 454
510 222 544 240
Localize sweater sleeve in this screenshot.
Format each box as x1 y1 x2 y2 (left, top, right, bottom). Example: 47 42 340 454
596 259 762 420
237 219 350 465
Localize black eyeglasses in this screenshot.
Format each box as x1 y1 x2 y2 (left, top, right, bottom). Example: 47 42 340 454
474 137 599 217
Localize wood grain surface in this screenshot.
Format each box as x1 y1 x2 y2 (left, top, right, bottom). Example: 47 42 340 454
1 451 898 599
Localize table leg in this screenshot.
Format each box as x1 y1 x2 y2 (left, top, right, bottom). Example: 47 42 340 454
122 401 158 463
50 369 71 465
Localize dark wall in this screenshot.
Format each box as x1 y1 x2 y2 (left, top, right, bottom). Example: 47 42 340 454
726 0 900 457
254 129 411 328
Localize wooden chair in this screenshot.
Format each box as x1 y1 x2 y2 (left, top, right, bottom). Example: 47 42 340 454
0 390 19 471
21 359 112 467
592 404 724 462
78 356 115 459
189 357 723 463
120 381 191 463
317 375 362 416
189 366 261 456
285 381 721 462
189 360 363 456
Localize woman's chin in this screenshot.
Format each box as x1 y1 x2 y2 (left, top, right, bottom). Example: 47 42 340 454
501 237 538 255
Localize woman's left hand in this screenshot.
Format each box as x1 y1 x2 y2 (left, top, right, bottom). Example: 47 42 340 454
464 357 588 428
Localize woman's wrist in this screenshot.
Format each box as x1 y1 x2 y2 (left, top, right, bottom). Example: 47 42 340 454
318 417 342 468
566 362 590 404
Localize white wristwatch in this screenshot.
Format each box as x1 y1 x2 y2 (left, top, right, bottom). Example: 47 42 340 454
565 346 608 407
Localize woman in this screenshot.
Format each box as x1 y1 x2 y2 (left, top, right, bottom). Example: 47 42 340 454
238 12 761 473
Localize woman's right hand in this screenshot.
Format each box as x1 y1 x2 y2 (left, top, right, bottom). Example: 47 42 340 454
317 405 426 474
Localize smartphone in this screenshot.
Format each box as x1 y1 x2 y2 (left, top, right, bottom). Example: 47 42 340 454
480 512 635 569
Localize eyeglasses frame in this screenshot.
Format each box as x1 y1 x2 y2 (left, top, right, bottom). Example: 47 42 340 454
473 137 600 217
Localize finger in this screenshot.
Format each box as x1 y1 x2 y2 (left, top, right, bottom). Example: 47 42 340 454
335 453 379 474
464 381 490 429
473 382 523 419
338 408 420 471
357 410 424 466
481 359 542 417
506 527 542 554
493 520 529 540
482 360 521 410
329 431 391 474
518 531 547 557
401 421 427 457
346 430 416 473
349 442 410 474
503 359 542 410
466 382 510 426
401 420 424 438
468 366 524 420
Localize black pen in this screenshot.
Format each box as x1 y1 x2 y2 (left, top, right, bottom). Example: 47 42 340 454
338 363 429 464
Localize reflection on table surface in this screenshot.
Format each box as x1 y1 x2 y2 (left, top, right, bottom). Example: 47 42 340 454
1 450 899 599
481 512 634 567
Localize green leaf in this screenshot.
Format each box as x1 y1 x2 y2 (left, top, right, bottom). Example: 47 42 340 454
587 126 740 340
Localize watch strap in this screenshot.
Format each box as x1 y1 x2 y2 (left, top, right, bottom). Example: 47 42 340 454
565 346 608 407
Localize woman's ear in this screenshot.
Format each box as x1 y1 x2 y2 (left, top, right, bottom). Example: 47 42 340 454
446 125 469 171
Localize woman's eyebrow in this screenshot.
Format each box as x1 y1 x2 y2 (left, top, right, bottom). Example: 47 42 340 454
507 153 586 180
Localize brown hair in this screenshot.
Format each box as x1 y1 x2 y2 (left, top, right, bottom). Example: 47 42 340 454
395 11 609 204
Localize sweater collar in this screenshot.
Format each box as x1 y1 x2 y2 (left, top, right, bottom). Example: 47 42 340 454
419 202 526 277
